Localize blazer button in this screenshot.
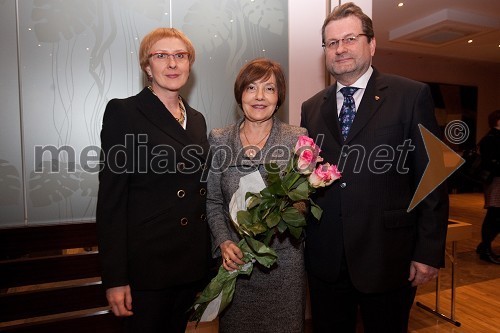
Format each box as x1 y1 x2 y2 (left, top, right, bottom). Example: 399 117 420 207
199 188 206 196
200 213 206 221
340 182 347 188
177 162 185 171
180 218 188 226
177 190 186 198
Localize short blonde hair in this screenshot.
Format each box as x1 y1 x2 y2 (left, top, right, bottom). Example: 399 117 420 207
139 28 195 74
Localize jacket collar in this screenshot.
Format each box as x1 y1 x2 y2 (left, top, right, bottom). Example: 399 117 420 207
135 87 201 147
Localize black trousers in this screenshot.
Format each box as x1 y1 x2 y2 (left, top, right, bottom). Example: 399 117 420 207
481 207 500 248
124 283 198 333
308 262 416 333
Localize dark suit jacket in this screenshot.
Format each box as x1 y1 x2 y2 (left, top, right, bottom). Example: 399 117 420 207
300 68 449 293
97 87 210 290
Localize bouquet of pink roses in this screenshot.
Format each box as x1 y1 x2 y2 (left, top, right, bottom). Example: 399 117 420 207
190 136 341 323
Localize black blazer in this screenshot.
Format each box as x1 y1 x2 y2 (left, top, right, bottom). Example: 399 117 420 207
480 128 500 177
301 68 449 293
97 87 210 290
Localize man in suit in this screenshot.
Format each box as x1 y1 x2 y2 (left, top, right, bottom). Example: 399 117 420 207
300 3 449 332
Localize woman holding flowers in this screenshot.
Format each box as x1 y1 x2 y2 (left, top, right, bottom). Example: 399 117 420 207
206 58 308 332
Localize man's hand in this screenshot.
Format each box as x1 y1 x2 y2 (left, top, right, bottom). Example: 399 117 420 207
106 285 133 317
408 261 439 287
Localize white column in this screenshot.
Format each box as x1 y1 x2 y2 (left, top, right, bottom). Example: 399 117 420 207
288 0 327 126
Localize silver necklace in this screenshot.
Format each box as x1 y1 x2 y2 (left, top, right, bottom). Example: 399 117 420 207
242 124 271 158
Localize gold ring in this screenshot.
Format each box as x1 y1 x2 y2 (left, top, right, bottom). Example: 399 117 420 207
224 257 230 262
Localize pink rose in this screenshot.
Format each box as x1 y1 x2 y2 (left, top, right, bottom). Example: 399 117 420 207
308 163 342 188
294 136 323 175
294 136 316 154
297 149 316 175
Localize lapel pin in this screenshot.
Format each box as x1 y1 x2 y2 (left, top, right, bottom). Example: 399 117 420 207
375 96 380 101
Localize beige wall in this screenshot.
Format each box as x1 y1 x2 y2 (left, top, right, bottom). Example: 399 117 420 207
373 49 500 142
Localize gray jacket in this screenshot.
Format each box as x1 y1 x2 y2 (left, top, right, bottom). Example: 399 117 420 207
206 117 308 257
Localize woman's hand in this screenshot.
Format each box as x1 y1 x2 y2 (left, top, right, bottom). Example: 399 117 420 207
220 240 245 271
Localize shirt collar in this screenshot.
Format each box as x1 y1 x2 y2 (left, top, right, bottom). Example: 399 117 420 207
336 66 373 92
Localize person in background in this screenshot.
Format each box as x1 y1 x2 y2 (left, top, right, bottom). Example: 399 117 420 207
476 109 500 264
96 27 210 332
207 58 307 333
300 3 449 332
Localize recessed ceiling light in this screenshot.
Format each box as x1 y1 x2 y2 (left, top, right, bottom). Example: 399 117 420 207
398 2 404 7
467 39 473 43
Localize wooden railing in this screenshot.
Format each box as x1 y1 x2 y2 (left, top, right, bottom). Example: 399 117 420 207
0 222 123 333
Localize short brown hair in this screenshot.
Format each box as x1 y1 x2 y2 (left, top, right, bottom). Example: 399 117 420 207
488 109 500 128
322 2 374 44
234 58 286 109
139 28 195 74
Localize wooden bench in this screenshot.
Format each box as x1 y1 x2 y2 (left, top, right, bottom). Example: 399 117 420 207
0 222 123 333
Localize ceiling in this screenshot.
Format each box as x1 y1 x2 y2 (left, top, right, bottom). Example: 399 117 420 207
372 0 500 64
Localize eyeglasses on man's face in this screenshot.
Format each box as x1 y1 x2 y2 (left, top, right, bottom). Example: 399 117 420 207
148 52 190 63
322 33 368 50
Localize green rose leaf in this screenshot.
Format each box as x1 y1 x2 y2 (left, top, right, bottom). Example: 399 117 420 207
242 236 277 268
246 195 261 210
237 210 252 227
288 181 309 201
250 205 261 224
282 172 301 190
260 186 274 198
267 180 286 196
265 163 281 184
281 207 306 227
246 222 268 236
277 219 287 233
260 197 277 211
290 176 307 190
288 225 303 239
262 229 274 246
265 210 281 228
310 200 323 220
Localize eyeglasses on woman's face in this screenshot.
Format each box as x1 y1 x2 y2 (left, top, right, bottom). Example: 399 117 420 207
148 52 190 63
